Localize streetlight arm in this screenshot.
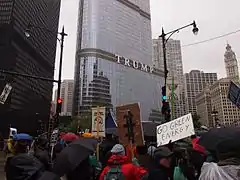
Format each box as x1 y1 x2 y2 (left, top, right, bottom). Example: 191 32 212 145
162 22 195 37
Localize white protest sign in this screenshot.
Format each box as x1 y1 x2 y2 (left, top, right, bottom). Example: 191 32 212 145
92 107 106 137
156 113 195 146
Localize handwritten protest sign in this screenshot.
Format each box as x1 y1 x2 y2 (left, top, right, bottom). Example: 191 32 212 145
156 113 195 146
116 103 144 146
92 107 106 137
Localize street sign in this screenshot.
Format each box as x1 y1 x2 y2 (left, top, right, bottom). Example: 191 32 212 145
228 81 240 108
0 83 12 104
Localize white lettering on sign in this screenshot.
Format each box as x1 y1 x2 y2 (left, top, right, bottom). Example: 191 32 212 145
156 113 195 146
133 60 139 69
115 55 154 73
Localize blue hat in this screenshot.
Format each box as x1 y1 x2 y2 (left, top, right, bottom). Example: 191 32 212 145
13 133 32 141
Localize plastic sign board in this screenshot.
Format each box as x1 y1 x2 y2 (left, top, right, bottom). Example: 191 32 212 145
156 113 195 146
0 83 12 104
92 107 106 137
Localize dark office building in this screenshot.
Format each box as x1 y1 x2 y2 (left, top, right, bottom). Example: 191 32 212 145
0 0 61 136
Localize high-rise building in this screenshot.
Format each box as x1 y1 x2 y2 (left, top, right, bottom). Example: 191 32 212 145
184 70 218 115
58 80 74 116
195 86 214 127
210 78 240 127
224 44 239 83
0 0 60 135
153 38 185 118
73 0 164 121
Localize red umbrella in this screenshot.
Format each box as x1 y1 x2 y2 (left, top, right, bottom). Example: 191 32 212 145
60 132 66 139
61 133 79 142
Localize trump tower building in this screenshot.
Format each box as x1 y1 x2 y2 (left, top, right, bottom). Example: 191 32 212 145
73 0 164 121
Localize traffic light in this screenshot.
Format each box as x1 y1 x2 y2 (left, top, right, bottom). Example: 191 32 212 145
161 86 171 122
56 98 63 113
162 101 171 122
162 86 167 101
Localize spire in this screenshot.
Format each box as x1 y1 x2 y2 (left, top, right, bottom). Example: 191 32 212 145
226 43 231 50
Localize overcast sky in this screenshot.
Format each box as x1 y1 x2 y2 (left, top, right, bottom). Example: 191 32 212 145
55 0 240 83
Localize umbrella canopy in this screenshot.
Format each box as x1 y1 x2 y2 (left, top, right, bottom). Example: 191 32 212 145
13 133 32 141
71 138 98 151
53 138 98 176
198 127 240 151
6 153 44 179
61 133 79 142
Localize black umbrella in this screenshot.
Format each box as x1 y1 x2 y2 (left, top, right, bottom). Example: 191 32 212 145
71 138 99 151
53 138 98 176
198 127 240 151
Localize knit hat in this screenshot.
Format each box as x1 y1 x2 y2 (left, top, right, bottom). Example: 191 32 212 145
111 144 125 156
154 146 173 159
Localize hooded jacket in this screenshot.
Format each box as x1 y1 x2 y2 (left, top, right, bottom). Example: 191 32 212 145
99 155 146 180
199 162 240 180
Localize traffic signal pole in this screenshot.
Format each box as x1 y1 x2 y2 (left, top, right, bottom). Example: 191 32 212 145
161 28 168 87
55 27 67 127
159 21 199 122
161 28 171 122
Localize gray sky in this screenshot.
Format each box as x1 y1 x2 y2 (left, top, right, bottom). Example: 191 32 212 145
55 0 240 83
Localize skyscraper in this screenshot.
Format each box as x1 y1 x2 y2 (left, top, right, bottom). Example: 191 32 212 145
73 0 164 121
153 38 185 118
184 70 217 115
224 44 239 82
0 0 60 135
59 80 74 116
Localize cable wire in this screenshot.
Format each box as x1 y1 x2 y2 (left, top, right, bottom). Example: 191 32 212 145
182 29 240 47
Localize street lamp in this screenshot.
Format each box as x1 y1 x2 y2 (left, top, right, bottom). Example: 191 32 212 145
25 23 68 128
159 21 199 121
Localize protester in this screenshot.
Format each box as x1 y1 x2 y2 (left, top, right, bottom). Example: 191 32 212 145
173 147 196 180
148 146 173 180
137 145 154 171
34 136 50 170
199 137 240 180
99 144 144 180
99 134 116 167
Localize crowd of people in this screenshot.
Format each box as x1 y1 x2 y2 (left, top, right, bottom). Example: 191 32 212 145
2 128 240 180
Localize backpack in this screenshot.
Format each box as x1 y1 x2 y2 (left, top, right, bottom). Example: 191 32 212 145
104 165 125 180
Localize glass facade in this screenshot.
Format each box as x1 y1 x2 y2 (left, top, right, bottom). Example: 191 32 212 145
73 0 164 121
